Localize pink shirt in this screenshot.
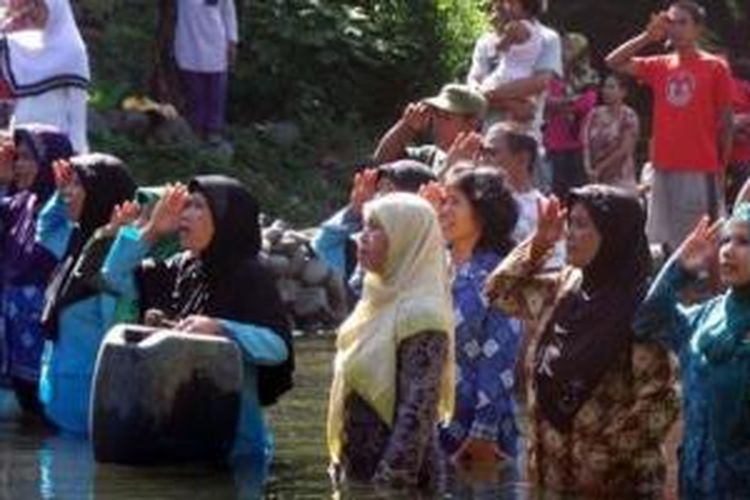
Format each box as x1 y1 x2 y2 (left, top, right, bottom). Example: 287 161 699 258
543 78 598 152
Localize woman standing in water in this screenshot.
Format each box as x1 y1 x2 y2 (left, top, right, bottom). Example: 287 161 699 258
485 186 679 497
434 168 522 465
0 125 71 415
327 193 454 490
102 177 293 460
634 206 750 498
35 154 136 434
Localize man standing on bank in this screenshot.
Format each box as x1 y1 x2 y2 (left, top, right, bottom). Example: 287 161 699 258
606 1 734 252
174 0 238 145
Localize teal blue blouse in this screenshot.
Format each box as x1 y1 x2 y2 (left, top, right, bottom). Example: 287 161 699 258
36 193 119 435
634 257 750 498
101 226 289 463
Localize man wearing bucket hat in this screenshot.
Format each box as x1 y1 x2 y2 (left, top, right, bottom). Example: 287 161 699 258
373 83 487 174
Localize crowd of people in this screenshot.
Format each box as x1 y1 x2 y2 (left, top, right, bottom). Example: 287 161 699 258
0 127 294 461
0 0 749 498
322 0 750 498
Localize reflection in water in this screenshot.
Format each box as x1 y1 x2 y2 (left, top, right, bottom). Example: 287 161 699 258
266 337 535 499
0 414 268 499
0 337 536 499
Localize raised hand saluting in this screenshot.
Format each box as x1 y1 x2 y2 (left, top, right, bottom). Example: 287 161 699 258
676 215 724 274
645 11 670 44
100 200 142 238
350 168 379 216
532 195 567 254
142 183 189 243
52 159 74 190
444 131 482 174
400 102 432 136
0 134 15 185
53 159 86 221
418 181 447 213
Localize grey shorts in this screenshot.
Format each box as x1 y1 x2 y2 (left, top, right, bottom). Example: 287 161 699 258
646 168 725 250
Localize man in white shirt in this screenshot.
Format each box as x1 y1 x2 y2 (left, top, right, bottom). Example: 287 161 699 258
479 121 565 268
174 0 238 144
372 84 487 176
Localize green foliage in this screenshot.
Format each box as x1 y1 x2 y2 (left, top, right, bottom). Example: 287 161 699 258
80 0 750 226
89 117 364 226
84 9 155 90
88 80 132 112
82 0 487 223
435 0 488 80
236 0 485 125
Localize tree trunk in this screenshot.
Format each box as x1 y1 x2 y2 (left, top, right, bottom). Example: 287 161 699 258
150 0 184 111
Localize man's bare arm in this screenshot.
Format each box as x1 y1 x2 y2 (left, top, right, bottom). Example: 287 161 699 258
605 12 668 75
484 71 552 110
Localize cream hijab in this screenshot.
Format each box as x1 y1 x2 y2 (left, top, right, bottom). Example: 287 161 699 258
327 193 455 463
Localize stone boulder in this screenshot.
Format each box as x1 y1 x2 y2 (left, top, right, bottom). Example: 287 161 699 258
261 218 350 331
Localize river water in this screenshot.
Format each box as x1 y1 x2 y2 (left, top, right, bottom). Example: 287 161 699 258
0 336 533 499
0 336 676 499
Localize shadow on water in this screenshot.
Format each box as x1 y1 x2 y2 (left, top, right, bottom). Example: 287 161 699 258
0 337 535 499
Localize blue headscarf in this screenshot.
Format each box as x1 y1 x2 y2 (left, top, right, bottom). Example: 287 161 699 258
697 204 750 363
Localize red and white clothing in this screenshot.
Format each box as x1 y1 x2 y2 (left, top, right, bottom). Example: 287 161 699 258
633 51 733 173
633 50 733 248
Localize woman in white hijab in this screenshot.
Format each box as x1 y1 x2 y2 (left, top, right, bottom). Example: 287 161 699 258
327 192 455 491
1 0 90 152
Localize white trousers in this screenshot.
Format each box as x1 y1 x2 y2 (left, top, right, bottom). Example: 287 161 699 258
12 87 89 153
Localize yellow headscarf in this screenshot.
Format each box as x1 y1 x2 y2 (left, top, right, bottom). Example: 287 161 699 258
327 193 455 463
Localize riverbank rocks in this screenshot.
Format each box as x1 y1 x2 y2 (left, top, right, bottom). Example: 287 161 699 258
260 218 348 331
88 97 196 146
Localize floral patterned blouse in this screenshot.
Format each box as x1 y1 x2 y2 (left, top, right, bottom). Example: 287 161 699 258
582 105 640 190
439 251 522 458
485 239 680 497
332 331 448 491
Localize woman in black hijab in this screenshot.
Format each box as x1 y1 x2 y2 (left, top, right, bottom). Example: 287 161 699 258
0 124 73 415
485 185 680 497
101 175 293 460
35 153 137 434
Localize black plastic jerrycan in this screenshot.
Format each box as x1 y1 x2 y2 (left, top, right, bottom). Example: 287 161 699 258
91 324 243 465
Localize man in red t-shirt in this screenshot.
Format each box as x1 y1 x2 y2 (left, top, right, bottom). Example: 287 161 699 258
606 1 734 250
